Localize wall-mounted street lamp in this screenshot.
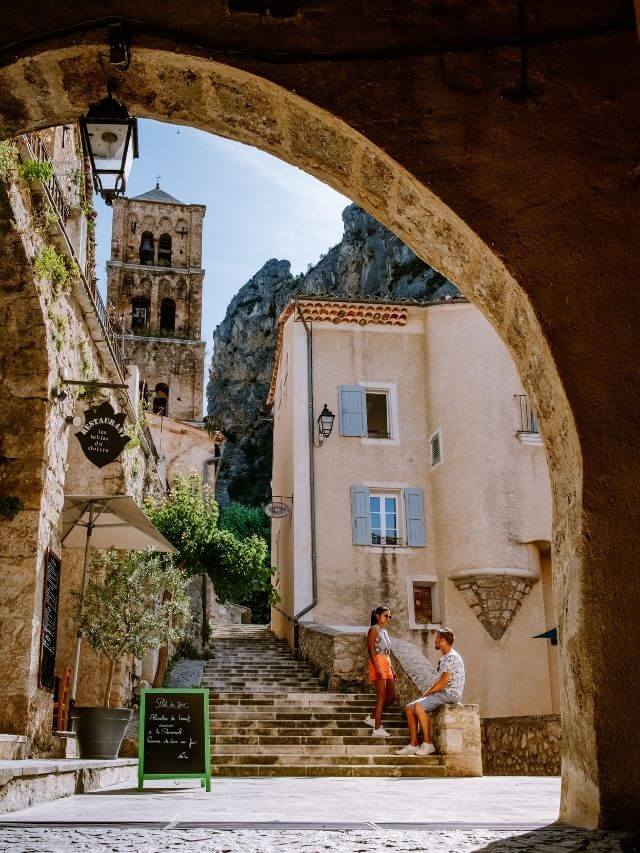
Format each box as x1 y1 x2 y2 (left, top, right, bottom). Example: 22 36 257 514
79 94 139 205
316 404 335 446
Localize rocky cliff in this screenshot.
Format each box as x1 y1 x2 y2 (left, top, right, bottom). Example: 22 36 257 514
207 204 459 505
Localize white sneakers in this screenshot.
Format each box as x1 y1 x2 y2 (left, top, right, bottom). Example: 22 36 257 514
395 742 436 756
395 744 420 755
364 715 376 727
371 727 390 737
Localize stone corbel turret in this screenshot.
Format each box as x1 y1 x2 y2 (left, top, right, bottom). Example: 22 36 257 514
451 568 539 640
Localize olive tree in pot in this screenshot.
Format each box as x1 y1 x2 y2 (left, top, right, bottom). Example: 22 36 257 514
70 548 190 759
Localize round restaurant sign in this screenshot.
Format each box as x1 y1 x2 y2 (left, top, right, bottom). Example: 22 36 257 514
264 501 290 519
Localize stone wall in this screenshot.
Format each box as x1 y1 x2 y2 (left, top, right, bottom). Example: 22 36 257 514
298 624 366 689
0 141 163 751
481 715 561 776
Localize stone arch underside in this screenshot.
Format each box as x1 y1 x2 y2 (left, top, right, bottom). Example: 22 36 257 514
1 29 639 829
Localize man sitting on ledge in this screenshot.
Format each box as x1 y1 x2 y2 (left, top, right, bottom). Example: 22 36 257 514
396 627 465 756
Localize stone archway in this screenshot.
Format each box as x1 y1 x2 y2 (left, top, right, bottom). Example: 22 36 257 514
0 27 638 828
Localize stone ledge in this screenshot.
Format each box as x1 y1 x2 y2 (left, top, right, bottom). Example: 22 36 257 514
0 759 137 815
0 736 28 761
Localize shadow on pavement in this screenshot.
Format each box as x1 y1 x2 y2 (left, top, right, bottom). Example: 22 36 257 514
471 825 640 852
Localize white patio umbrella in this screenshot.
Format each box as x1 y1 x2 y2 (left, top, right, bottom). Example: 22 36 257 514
60 495 177 702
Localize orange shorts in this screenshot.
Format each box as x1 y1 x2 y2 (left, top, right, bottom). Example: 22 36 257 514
368 653 394 683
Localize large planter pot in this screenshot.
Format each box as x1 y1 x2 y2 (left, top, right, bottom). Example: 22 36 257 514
70 706 133 759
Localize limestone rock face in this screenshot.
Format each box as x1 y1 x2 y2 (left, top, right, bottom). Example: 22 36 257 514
207 204 458 504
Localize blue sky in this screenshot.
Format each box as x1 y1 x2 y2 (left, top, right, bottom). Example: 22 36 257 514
95 119 349 364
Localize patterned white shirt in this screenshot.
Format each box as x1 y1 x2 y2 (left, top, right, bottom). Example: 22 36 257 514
437 648 465 701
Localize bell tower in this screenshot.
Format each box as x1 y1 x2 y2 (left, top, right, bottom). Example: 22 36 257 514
106 183 206 421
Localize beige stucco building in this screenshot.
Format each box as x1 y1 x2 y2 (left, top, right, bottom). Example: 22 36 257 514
269 298 557 720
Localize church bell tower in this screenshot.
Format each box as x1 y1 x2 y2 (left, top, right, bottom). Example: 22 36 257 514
106 183 206 421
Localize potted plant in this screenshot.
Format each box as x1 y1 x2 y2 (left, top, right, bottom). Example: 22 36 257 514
70 548 189 759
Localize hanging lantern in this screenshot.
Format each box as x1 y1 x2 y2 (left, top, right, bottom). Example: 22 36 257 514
317 403 335 440
79 95 139 204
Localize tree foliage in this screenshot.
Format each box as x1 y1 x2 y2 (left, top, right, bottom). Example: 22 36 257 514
144 473 218 576
203 527 270 605
219 502 276 623
75 549 190 706
144 474 274 608
220 502 270 541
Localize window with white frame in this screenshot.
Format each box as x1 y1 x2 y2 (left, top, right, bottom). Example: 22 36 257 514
365 391 390 439
351 485 425 547
338 383 397 441
369 493 400 545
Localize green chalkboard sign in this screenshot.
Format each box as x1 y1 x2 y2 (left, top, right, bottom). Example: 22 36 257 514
138 688 211 791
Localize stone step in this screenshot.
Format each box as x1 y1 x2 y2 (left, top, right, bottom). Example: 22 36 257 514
211 737 408 749
208 693 378 702
210 763 445 778
210 707 402 717
209 696 376 705
210 714 406 724
212 752 442 766
210 722 406 733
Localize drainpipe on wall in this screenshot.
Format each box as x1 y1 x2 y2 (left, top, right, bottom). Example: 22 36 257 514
293 301 318 653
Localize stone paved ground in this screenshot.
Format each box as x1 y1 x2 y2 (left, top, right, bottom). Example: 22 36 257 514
0 826 636 852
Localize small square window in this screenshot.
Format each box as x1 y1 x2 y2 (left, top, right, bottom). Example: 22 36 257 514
408 578 440 627
413 582 433 624
366 391 390 439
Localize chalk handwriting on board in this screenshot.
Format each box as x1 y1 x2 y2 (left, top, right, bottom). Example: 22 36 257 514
141 691 207 777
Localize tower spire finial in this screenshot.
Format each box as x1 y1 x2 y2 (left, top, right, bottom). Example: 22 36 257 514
155 173 161 189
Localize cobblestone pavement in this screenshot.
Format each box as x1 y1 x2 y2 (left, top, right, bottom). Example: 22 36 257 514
0 825 636 852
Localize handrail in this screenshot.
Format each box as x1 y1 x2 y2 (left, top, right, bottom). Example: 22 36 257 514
142 423 159 461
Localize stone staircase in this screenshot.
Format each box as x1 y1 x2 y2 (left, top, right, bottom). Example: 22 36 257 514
204 625 445 777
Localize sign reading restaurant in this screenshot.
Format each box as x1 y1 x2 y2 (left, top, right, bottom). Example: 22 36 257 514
75 400 130 468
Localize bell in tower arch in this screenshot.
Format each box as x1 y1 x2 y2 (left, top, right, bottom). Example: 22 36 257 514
139 231 154 265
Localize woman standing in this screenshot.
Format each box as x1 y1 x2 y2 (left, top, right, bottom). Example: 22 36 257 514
365 605 397 737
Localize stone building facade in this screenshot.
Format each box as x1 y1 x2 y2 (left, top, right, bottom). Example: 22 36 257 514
269 298 557 721
106 185 206 421
0 127 164 757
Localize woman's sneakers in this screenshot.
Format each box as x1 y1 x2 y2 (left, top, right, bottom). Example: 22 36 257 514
364 715 376 727
395 744 419 755
395 742 436 756
371 727 390 737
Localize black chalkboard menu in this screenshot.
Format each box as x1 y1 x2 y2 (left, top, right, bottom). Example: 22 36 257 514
138 689 211 791
39 550 61 691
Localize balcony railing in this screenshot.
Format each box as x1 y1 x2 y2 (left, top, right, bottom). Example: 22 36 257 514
371 535 404 547
21 132 70 225
515 394 539 434
20 132 127 383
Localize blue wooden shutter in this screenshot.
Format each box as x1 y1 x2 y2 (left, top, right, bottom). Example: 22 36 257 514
351 485 371 545
339 385 366 436
404 487 426 547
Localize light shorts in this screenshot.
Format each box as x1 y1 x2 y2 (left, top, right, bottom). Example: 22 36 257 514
410 690 460 712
